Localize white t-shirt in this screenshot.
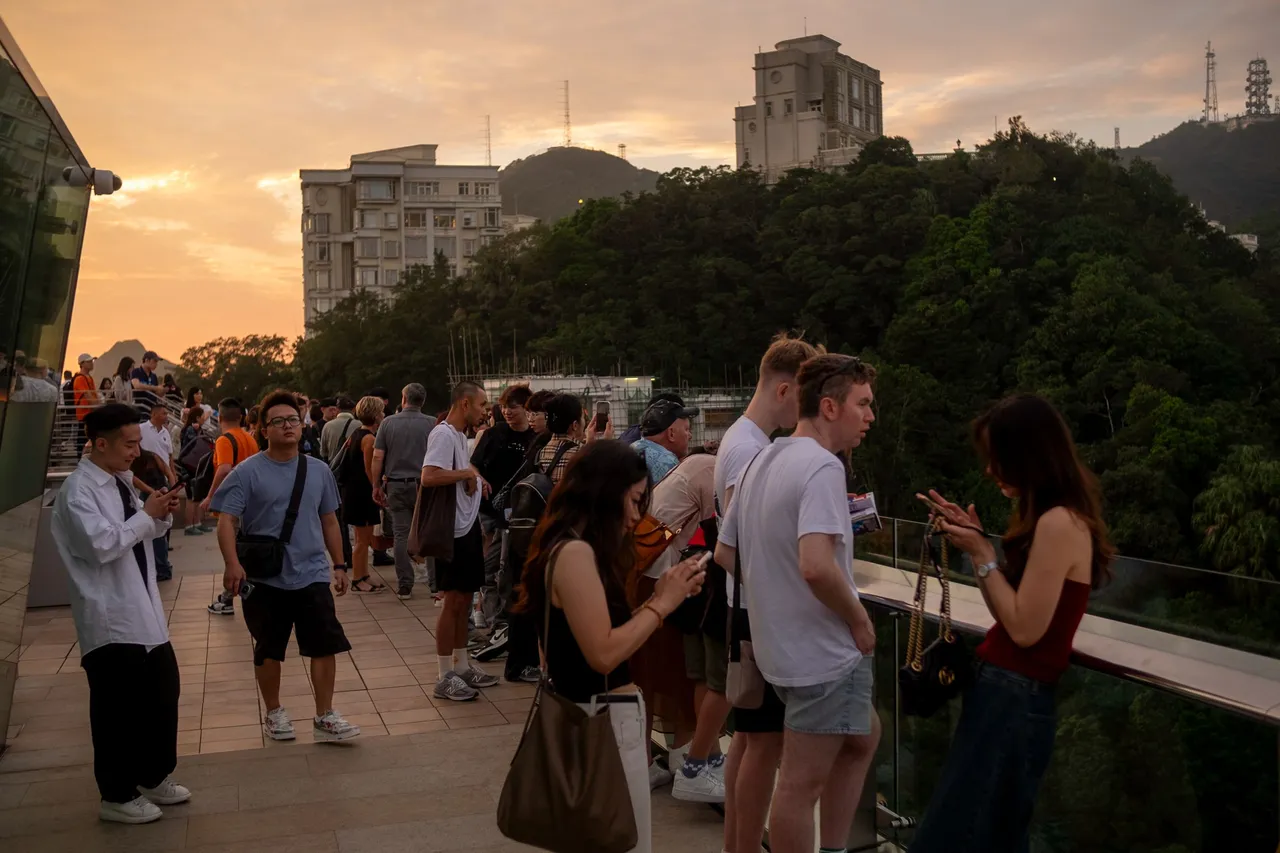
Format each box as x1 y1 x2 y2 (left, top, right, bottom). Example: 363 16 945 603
140 421 173 462
424 422 480 537
719 436 860 688
714 416 770 605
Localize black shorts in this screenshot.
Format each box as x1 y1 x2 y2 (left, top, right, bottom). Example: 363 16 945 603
437 520 485 594
242 581 352 666
730 607 786 734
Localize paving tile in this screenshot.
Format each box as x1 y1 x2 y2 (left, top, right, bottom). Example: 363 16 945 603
204 677 259 694
443 714 506 730
201 724 264 743
433 701 499 719
204 645 252 664
333 814 518 853
201 710 259 729
365 685 426 702
385 720 449 736
3 816 190 850
0 745 94 773
5 727 93 751
184 830 339 853
370 693 436 713
199 737 263 754
378 707 442 725
0 782 27 809
18 645 72 661
16 775 98 806
16 659 65 676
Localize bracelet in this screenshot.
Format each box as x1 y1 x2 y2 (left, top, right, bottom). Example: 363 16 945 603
333 564 349 572
640 602 665 623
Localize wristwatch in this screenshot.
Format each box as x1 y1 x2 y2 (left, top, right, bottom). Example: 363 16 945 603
333 564 350 572
975 560 1000 579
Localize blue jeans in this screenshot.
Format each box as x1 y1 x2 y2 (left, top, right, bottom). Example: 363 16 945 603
910 663 1057 853
152 533 172 581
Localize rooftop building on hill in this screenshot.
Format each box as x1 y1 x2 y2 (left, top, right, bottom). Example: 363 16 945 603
733 35 884 183
299 145 502 328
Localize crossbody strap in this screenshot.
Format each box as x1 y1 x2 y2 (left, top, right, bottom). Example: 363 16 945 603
728 448 767 659
279 455 309 545
541 439 575 476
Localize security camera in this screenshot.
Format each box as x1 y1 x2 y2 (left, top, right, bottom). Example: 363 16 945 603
61 166 123 195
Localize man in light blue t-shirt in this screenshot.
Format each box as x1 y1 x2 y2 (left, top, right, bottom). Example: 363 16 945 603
212 391 360 744
632 397 699 483
715 353 878 853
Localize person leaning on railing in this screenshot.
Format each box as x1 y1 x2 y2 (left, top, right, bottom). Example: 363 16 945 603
909 393 1114 853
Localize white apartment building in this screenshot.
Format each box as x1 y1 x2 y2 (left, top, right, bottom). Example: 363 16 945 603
733 35 884 183
299 144 501 327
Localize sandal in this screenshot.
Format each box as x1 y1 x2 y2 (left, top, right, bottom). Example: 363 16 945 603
352 576 385 593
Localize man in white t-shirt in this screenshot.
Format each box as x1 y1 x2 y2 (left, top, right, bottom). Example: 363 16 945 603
716 353 878 853
712 333 817 853
421 381 500 702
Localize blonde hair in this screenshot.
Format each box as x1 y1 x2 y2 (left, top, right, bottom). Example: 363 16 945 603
761 332 823 379
354 395 385 426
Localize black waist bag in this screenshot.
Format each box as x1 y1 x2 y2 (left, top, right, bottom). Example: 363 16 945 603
236 454 307 580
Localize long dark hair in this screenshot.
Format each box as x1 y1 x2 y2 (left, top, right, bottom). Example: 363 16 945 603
115 356 134 381
515 440 652 619
186 386 202 408
974 394 1114 589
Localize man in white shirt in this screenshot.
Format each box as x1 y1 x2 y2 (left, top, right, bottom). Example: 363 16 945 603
421 381 499 702
716 353 879 853
139 400 178 580
51 403 189 825
712 333 817 853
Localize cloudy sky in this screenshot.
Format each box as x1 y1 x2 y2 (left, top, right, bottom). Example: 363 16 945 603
4 0 1275 367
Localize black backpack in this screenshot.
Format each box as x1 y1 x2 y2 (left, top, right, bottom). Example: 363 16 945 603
506 442 575 570
191 432 239 502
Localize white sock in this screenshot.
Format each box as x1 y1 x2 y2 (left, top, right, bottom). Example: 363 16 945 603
438 655 453 679
454 647 472 673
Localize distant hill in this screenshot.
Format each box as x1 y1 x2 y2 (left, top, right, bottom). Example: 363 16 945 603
1122 119 1280 226
89 339 179 385
499 147 660 224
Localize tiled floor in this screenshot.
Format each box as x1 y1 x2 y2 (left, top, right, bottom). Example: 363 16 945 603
0 534 728 850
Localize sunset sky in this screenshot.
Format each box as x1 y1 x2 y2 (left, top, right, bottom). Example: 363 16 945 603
4 0 1275 369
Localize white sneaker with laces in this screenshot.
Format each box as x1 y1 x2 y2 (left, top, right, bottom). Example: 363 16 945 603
100 796 163 824
648 762 674 790
672 762 726 803
140 776 191 805
314 709 361 742
263 706 296 741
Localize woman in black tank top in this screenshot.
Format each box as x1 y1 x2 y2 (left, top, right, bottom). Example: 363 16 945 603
514 440 707 853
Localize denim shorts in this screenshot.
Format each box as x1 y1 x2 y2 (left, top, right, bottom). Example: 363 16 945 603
772 657 874 736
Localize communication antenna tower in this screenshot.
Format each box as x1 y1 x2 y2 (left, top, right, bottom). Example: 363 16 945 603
562 80 572 148
483 115 492 166
1204 41 1219 123
618 143 627 160
1114 127 1120 150
1245 57 1273 116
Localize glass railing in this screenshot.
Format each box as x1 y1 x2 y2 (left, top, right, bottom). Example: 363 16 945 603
857 517 1280 660
865 599 1280 852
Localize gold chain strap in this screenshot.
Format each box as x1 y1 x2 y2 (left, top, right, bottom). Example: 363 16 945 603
904 517 953 672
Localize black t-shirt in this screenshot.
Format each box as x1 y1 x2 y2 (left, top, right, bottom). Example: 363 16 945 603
472 421 536 506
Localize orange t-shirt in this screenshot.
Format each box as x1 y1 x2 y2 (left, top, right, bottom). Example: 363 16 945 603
73 373 98 420
213 428 258 469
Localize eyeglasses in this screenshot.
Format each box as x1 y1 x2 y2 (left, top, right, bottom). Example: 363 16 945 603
816 356 867 399
266 416 302 428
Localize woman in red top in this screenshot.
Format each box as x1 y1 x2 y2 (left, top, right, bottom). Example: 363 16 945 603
910 394 1113 853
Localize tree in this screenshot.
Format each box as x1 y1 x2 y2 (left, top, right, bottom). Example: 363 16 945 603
178 335 295 407
1194 445 1280 579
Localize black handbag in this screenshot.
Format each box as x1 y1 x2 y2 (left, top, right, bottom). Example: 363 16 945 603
899 519 973 718
236 453 308 580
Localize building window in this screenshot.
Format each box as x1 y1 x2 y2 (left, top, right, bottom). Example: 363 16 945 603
405 181 439 197
384 268 399 286
314 269 331 290
852 107 863 130
807 99 823 114
385 212 398 228
765 101 773 118
784 98 794 115
405 210 429 228
316 297 332 312
358 268 378 287
310 242 331 263
434 213 456 229
384 240 400 258
743 147 750 163
463 238 477 257
305 213 330 234
458 181 471 196
359 180 394 200
485 207 500 227
867 85 877 106
850 78 861 101
404 236 429 258
477 183 493 197
357 237 379 258
461 211 476 228
360 210 380 229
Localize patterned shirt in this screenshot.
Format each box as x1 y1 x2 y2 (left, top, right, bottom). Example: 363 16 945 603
633 437 679 484
537 436 582 486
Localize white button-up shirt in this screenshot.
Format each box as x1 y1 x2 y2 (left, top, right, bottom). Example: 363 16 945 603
52 456 171 657
140 421 173 461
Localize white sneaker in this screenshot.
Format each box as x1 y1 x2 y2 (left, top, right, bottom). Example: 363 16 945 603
140 776 191 805
263 706 296 741
672 763 726 803
648 762 673 790
100 796 163 824
313 709 361 742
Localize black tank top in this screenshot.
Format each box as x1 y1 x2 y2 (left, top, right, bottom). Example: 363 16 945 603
539 547 633 702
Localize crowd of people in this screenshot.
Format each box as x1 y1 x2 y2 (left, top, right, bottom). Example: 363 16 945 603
46 334 1111 853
